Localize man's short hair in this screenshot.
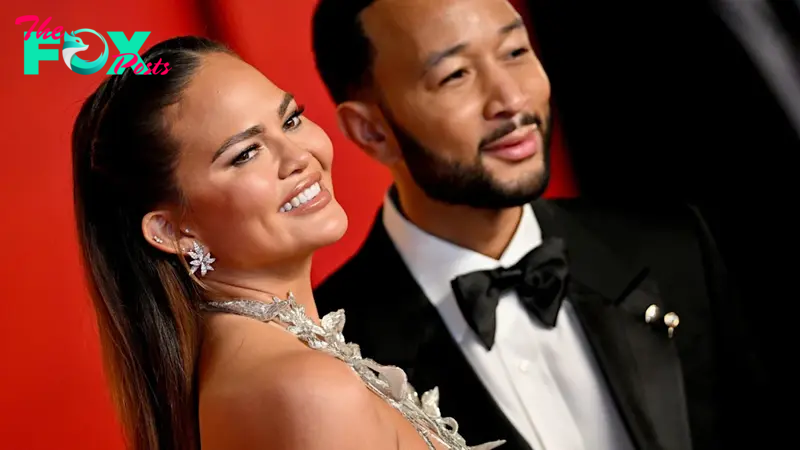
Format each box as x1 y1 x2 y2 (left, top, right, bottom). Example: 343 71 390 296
311 0 379 104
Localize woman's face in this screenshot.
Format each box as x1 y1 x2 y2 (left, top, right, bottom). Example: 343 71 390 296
160 52 347 270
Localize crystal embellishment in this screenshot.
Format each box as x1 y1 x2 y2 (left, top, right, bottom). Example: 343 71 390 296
188 241 215 276
202 292 505 450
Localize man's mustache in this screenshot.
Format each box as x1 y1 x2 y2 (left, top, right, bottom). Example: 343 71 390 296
478 113 542 150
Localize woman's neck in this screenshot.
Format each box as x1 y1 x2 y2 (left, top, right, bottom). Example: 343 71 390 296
202 257 319 322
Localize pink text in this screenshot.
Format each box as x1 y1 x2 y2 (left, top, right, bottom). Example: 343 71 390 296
15 15 63 41
112 53 171 75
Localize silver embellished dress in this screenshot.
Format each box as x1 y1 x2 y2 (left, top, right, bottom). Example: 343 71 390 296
201 292 505 450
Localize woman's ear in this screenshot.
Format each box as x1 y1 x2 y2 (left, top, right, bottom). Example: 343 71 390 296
141 211 193 255
336 101 402 165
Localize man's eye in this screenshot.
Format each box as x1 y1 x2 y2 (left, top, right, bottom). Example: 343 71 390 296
440 69 467 86
510 47 530 58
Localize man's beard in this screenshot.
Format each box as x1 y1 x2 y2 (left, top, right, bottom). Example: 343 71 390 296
383 108 553 209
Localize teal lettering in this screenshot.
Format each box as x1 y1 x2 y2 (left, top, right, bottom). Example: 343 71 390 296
22 32 59 75
106 31 150 75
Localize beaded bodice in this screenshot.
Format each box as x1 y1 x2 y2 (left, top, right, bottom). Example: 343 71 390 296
201 292 505 450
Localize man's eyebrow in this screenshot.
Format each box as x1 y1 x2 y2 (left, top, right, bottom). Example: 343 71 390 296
500 18 525 35
422 43 468 75
421 18 526 75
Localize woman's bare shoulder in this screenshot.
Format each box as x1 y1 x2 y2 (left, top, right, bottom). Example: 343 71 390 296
199 340 400 450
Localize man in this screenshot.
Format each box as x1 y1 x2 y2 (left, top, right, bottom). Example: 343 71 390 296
311 0 764 449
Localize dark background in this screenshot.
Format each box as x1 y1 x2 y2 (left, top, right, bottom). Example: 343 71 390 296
525 0 799 438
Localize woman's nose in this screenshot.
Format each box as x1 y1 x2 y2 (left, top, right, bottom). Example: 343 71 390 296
277 140 312 179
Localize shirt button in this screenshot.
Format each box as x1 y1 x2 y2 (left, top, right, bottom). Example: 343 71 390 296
518 359 530 373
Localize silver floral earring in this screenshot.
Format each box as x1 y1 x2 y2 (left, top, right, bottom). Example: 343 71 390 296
187 241 215 276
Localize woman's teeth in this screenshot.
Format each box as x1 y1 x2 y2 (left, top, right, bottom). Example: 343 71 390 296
280 182 322 213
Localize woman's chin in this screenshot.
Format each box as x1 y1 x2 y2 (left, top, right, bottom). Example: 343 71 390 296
314 207 349 246
288 204 348 254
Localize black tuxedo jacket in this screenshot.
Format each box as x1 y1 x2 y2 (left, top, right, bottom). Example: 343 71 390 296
314 199 766 450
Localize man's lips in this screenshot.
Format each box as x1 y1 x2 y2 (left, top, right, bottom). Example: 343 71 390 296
482 125 538 150
481 126 540 162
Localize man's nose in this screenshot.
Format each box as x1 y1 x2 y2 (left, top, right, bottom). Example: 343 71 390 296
482 67 528 121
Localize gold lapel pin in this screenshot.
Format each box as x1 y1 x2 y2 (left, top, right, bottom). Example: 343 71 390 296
645 304 680 338
664 312 680 338
645 304 661 323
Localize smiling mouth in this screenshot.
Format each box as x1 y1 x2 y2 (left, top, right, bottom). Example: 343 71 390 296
482 123 539 151
480 124 541 162
279 182 323 213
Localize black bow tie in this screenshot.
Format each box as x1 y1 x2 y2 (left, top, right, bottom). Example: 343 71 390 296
450 237 570 350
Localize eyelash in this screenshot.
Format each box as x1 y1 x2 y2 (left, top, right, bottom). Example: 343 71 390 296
509 47 530 58
232 143 261 166
439 47 531 86
440 69 467 86
231 106 307 166
283 105 306 131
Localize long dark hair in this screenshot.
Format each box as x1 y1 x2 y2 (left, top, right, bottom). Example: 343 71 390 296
71 36 234 450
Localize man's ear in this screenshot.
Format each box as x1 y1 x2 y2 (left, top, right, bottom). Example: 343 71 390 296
336 101 402 165
141 211 194 255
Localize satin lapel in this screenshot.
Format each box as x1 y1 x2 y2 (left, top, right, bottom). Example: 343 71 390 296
363 215 532 450
532 200 692 450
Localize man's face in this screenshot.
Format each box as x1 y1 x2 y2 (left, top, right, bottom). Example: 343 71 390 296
361 0 552 208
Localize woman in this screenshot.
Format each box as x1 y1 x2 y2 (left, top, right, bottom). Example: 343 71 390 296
72 36 504 450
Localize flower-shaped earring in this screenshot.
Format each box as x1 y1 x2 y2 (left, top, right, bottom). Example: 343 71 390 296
187 241 215 276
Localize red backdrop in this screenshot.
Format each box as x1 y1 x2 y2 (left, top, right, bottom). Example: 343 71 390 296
0 1 575 448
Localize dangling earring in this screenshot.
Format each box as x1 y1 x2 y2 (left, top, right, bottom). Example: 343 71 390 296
187 241 215 276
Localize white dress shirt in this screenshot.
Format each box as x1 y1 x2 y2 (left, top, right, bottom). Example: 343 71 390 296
382 195 634 450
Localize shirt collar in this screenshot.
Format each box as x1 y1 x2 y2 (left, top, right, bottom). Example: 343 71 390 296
382 191 544 341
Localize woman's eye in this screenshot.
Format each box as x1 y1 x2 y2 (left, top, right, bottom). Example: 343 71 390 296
284 116 301 130
283 106 306 131
232 145 260 166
